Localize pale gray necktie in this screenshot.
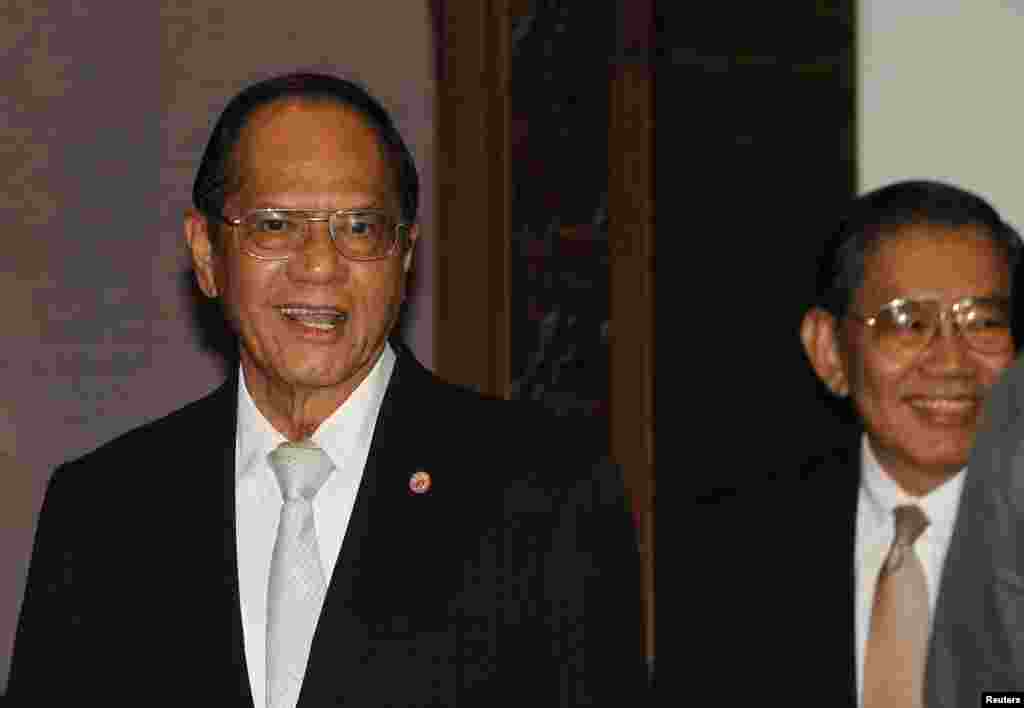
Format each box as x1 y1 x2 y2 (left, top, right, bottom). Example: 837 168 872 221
864 504 931 708
266 440 334 708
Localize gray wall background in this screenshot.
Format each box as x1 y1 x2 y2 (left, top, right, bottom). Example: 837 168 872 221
859 0 1024 227
0 2 436 690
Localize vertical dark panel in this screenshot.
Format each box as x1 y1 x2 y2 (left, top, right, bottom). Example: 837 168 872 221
658 2 858 501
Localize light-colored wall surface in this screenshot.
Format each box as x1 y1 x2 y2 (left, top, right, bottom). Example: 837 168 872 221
860 0 1024 228
0 2 435 690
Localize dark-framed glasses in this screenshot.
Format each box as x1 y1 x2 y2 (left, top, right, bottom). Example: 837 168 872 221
848 295 1013 359
221 208 409 261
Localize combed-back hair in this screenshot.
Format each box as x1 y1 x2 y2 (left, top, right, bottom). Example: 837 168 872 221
192 72 419 227
814 179 1022 318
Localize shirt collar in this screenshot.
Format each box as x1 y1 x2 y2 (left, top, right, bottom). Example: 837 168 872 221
308 342 394 482
860 434 966 542
236 342 396 487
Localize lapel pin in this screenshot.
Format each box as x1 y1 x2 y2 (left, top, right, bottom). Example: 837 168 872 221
409 469 431 495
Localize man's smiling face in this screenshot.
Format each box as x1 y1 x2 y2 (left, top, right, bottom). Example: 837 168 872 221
835 224 1013 494
190 98 416 404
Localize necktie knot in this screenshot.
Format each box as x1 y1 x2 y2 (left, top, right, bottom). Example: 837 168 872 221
268 440 333 502
893 504 929 547
885 504 930 575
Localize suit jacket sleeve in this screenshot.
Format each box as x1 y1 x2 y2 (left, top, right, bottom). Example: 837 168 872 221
499 452 648 705
927 358 1024 705
6 458 160 704
7 467 83 703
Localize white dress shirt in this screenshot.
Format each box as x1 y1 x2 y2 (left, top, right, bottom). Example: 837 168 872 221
854 435 965 707
235 343 395 707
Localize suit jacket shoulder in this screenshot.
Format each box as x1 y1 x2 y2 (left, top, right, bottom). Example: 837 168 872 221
7 379 237 704
384 342 627 519
350 342 647 705
61 377 236 480
695 432 861 705
12 346 647 706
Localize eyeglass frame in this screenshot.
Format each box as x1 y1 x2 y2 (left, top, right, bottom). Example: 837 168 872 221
217 207 412 262
846 294 1014 356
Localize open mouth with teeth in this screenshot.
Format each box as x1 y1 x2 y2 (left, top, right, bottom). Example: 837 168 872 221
905 395 982 424
277 306 349 331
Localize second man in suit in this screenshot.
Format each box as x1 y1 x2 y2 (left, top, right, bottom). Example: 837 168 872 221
702 179 1020 707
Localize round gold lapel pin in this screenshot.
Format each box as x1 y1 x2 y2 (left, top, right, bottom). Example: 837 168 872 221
409 469 431 494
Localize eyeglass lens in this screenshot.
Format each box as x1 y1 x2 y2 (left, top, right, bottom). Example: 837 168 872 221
873 299 1012 357
241 210 398 260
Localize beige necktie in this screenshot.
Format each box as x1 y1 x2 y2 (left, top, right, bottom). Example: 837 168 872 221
266 440 334 708
864 504 931 708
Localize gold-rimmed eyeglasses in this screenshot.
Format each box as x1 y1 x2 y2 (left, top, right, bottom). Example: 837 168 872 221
220 208 410 261
847 295 1013 359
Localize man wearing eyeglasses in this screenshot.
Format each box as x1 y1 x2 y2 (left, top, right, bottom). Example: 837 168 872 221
7 73 646 707
700 180 1020 706
799 180 1019 707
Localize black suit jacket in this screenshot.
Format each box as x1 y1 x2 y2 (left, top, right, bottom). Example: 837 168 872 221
697 434 861 705
8 343 646 706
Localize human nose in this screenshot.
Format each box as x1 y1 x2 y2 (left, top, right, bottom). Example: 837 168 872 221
921 315 975 374
288 218 345 281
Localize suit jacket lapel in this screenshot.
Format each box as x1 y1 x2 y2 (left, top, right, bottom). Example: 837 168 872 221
821 439 862 705
213 376 254 706
840 448 860 705
300 345 453 704
791 436 860 705
157 374 252 705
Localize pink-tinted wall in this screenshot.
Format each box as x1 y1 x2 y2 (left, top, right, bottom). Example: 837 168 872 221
0 2 435 689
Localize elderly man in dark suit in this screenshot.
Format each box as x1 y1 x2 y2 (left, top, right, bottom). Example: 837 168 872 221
7 73 646 707
700 180 1021 707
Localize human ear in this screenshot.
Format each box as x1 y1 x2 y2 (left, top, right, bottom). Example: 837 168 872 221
184 209 220 298
401 223 419 274
800 307 849 397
